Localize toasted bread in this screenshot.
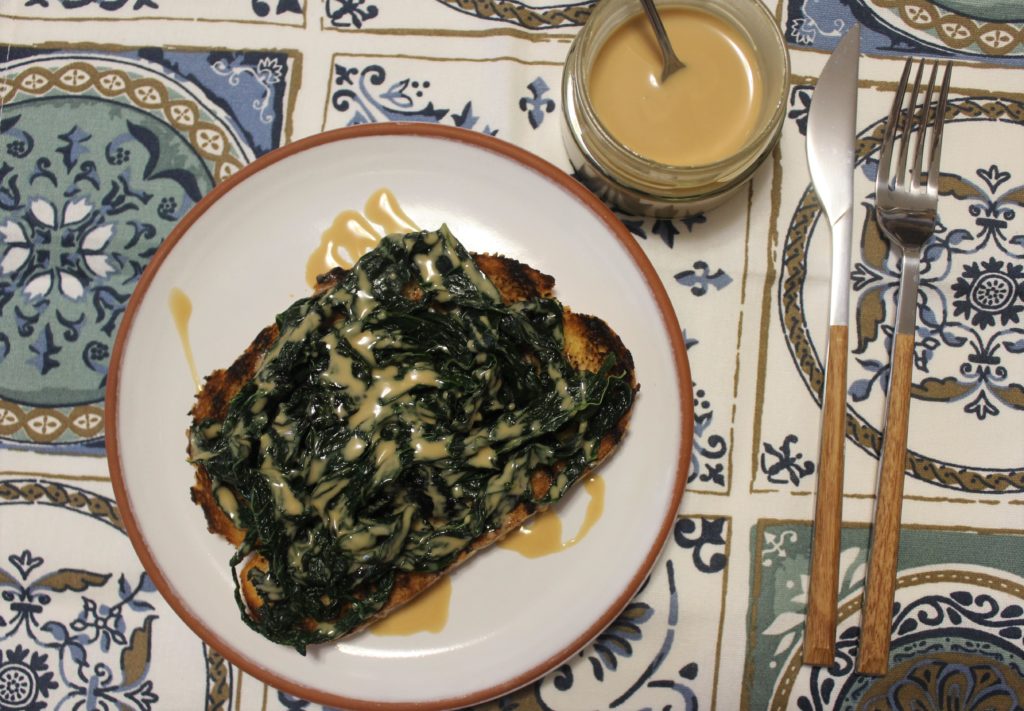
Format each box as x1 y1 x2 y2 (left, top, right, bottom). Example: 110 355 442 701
188 230 636 649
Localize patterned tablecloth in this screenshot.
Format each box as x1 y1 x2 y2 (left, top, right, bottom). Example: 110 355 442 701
1 1 1023 709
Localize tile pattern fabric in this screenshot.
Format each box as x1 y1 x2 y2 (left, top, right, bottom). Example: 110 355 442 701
1 0 1023 708
0 46 297 454
785 0 1024 63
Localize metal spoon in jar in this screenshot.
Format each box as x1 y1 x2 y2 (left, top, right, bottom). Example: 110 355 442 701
639 0 686 82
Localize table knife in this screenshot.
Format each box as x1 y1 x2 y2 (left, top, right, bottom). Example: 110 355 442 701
803 23 860 667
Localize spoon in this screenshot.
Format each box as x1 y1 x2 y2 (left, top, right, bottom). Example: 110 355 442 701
639 0 686 82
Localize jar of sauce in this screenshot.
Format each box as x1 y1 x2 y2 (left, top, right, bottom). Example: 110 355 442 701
562 0 789 217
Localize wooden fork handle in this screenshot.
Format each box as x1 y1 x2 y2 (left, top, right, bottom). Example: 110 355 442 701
858 332 915 676
804 325 848 666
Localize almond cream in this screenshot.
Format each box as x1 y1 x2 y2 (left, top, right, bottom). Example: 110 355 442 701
589 7 763 166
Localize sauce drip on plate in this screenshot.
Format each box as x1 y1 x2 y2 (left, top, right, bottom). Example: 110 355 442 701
364 186 419 236
371 576 452 636
499 475 605 558
306 188 420 287
169 287 200 391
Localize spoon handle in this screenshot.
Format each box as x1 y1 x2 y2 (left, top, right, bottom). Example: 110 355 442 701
639 0 686 79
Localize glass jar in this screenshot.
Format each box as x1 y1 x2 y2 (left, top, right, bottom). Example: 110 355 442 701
562 0 790 217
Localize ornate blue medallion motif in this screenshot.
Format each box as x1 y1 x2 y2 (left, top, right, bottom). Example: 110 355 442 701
797 586 1024 710
0 479 232 707
321 0 593 30
0 99 213 413
850 162 1024 423
780 95 1024 493
749 524 1024 710
858 655 1024 710
953 258 1024 329
543 560 696 708
578 600 654 684
0 550 160 709
0 47 294 453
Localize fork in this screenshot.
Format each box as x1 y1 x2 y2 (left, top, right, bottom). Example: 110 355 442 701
857 58 952 677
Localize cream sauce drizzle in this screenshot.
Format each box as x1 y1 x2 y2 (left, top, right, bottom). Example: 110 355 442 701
195 205 616 642
214 486 241 523
346 366 443 432
342 435 366 461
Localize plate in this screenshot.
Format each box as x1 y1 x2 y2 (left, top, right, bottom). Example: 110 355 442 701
107 123 693 710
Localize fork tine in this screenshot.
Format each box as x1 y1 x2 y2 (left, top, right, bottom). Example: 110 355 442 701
895 61 925 191
911 63 938 187
877 60 913 191
927 62 953 195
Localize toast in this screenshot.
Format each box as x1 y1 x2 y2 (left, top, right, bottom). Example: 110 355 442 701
188 226 637 652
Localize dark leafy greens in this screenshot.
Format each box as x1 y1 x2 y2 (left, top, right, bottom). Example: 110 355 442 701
189 226 633 652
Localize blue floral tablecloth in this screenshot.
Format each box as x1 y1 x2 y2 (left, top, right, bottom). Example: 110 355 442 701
1 1 1022 709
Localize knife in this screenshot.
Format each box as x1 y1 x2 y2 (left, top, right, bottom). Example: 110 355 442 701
803 23 860 667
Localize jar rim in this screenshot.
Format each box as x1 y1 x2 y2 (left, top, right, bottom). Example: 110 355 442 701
563 89 778 206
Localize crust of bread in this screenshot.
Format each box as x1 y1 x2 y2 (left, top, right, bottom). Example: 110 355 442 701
188 252 637 640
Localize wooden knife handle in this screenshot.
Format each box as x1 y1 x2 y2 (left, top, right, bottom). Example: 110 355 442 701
804 324 848 666
858 332 915 676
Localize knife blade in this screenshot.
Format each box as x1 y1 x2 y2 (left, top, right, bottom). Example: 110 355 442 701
803 23 860 668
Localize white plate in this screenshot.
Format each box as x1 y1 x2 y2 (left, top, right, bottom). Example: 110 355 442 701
107 124 692 710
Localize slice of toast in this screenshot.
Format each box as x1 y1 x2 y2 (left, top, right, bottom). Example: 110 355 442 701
188 230 637 650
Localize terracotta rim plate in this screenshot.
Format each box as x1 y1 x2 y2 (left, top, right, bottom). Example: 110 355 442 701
107 123 693 710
